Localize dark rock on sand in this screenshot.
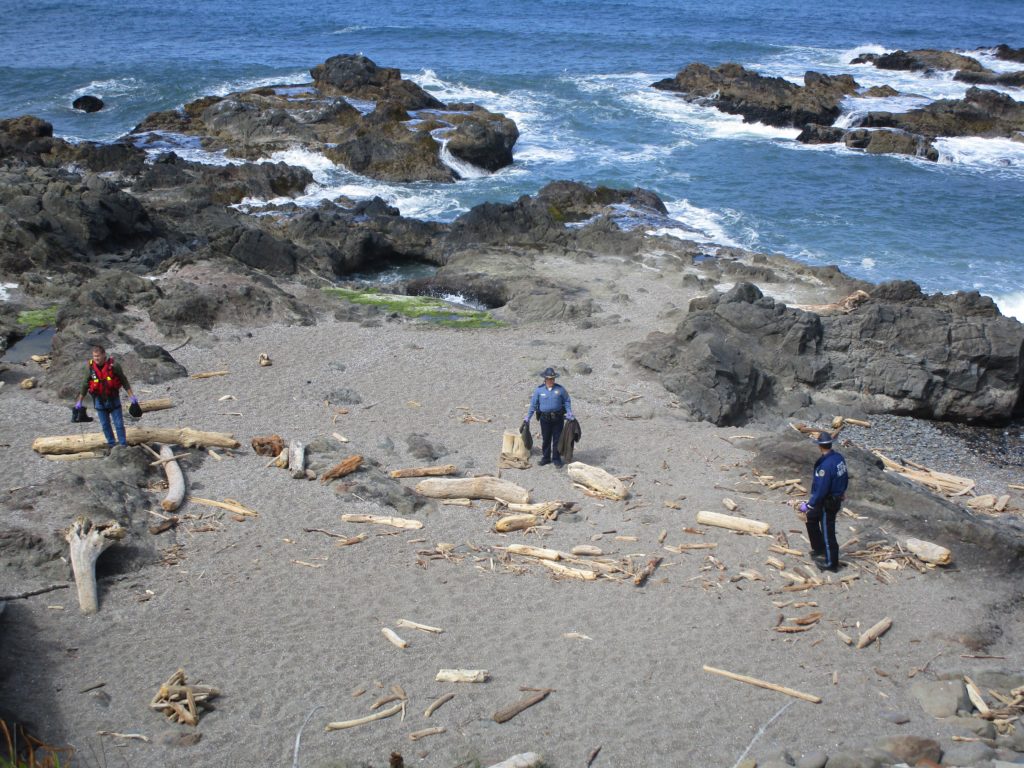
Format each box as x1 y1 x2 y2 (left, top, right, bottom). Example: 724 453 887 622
744 431 1024 573
652 63 858 129
876 735 942 765
72 95 104 113
632 281 1024 425
406 434 448 462
851 49 989 74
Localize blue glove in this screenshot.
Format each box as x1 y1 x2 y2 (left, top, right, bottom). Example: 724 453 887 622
566 412 575 421
75 398 82 408
799 502 808 513
130 395 139 404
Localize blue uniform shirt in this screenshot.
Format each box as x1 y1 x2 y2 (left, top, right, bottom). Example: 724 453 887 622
808 450 849 511
525 383 573 421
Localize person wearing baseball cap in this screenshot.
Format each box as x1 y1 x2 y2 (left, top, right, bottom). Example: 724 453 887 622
797 431 849 572
523 366 574 468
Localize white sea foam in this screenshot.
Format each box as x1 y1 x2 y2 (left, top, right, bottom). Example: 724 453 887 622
330 25 366 34
653 200 746 248
933 136 1024 175
992 291 1024 322
265 147 337 184
625 88 799 141
412 69 500 103
439 143 491 179
0 282 16 301
513 144 577 164
71 77 142 99
207 71 309 98
861 257 876 270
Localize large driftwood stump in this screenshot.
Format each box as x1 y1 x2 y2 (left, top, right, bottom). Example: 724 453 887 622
160 444 186 512
33 427 240 455
415 477 530 504
288 439 305 479
566 462 628 500
66 517 126 614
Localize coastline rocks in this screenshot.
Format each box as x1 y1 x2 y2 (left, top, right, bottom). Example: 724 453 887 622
995 43 1024 63
861 87 1024 139
72 95 104 113
851 49 989 74
132 54 518 181
842 128 938 160
910 679 971 718
652 63 858 128
632 281 1024 425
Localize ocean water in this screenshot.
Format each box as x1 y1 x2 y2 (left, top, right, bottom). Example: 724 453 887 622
2 0 1023 318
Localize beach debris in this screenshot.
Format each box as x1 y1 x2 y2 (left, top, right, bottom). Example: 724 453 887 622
97 731 150 742
633 556 662 587
493 687 554 723
831 415 871 430
332 431 350 443
66 517 126 614
442 498 474 507
251 434 285 456
563 632 592 641
904 538 952 565
836 630 853 645
267 448 289 469
500 430 531 468
967 493 1014 513
389 464 457 479
696 510 770 535
139 397 173 413
341 514 423 530
507 544 561 561
495 514 538 533
320 455 363 484
20 377 36 389
288 439 306 479
43 451 103 462
149 515 179 535
872 451 975 496
963 676 991 718
566 462 628 501
436 669 488 683
664 542 718 553
415 476 530 503
423 693 455 718
722 497 739 511
586 747 602 768
303 528 367 546
0 583 70 602
33 427 241 455
325 702 404 732
159 445 186 512
703 665 822 703
790 289 871 316
485 753 544 768
258 353 272 367
541 560 597 581
396 618 444 634
409 726 445 741
856 617 893 649
382 628 408 649
149 668 219 726
189 370 229 379
498 499 570 518
187 496 259 517
571 545 603 556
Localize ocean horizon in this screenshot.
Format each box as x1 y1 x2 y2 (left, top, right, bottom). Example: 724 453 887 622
2 0 1022 319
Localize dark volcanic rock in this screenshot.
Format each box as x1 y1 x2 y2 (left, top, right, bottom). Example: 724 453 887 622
852 49 988 74
72 95 104 113
632 281 1024 425
653 63 858 128
795 124 845 144
310 54 443 111
954 69 1024 87
444 105 519 172
842 128 938 160
861 86 1024 139
994 43 1024 63
744 431 1024 573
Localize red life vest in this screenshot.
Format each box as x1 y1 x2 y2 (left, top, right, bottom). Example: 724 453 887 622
88 357 122 398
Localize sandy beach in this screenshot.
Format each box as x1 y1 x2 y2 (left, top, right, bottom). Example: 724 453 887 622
2 250 1023 768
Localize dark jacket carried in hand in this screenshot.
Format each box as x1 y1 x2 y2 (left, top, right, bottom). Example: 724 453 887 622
519 420 533 451
557 418 582 463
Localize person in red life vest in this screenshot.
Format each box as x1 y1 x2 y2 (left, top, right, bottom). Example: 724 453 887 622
75 344 136 448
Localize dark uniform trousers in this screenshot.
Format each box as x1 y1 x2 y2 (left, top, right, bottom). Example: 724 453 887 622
805 495 841 568
538 412 565 463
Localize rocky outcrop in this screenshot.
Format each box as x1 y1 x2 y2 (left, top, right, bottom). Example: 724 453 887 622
842 128 938 160
652 63 859 128
72 95 104 113
994 43 1024 63
851 49 988 74
744 430 1024 572
860 87 1024 139
132 54 518 181
954 69 1024 87
632 281 1024 426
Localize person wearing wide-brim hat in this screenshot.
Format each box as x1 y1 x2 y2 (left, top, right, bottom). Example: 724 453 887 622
795 431 849 572
524 367 574 468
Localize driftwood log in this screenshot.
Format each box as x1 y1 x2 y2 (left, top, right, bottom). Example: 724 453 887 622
495 514 538 533
33 427 240 455
703 665 822 703
321 455 363 484
436 669 488 683
389 464 457 479
66 517 126 614
856 617 892 649
341 514 423 530
139 398 173 413
566 462 628 500
288 439 305 479
696 510 770 535
160 445 186 512
415 476 530 504
493 689 552 723
485 753 544 768
904 538 952 565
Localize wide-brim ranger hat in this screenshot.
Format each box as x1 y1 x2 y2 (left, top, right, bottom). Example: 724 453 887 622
815 431 834 446
540 367 559 379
